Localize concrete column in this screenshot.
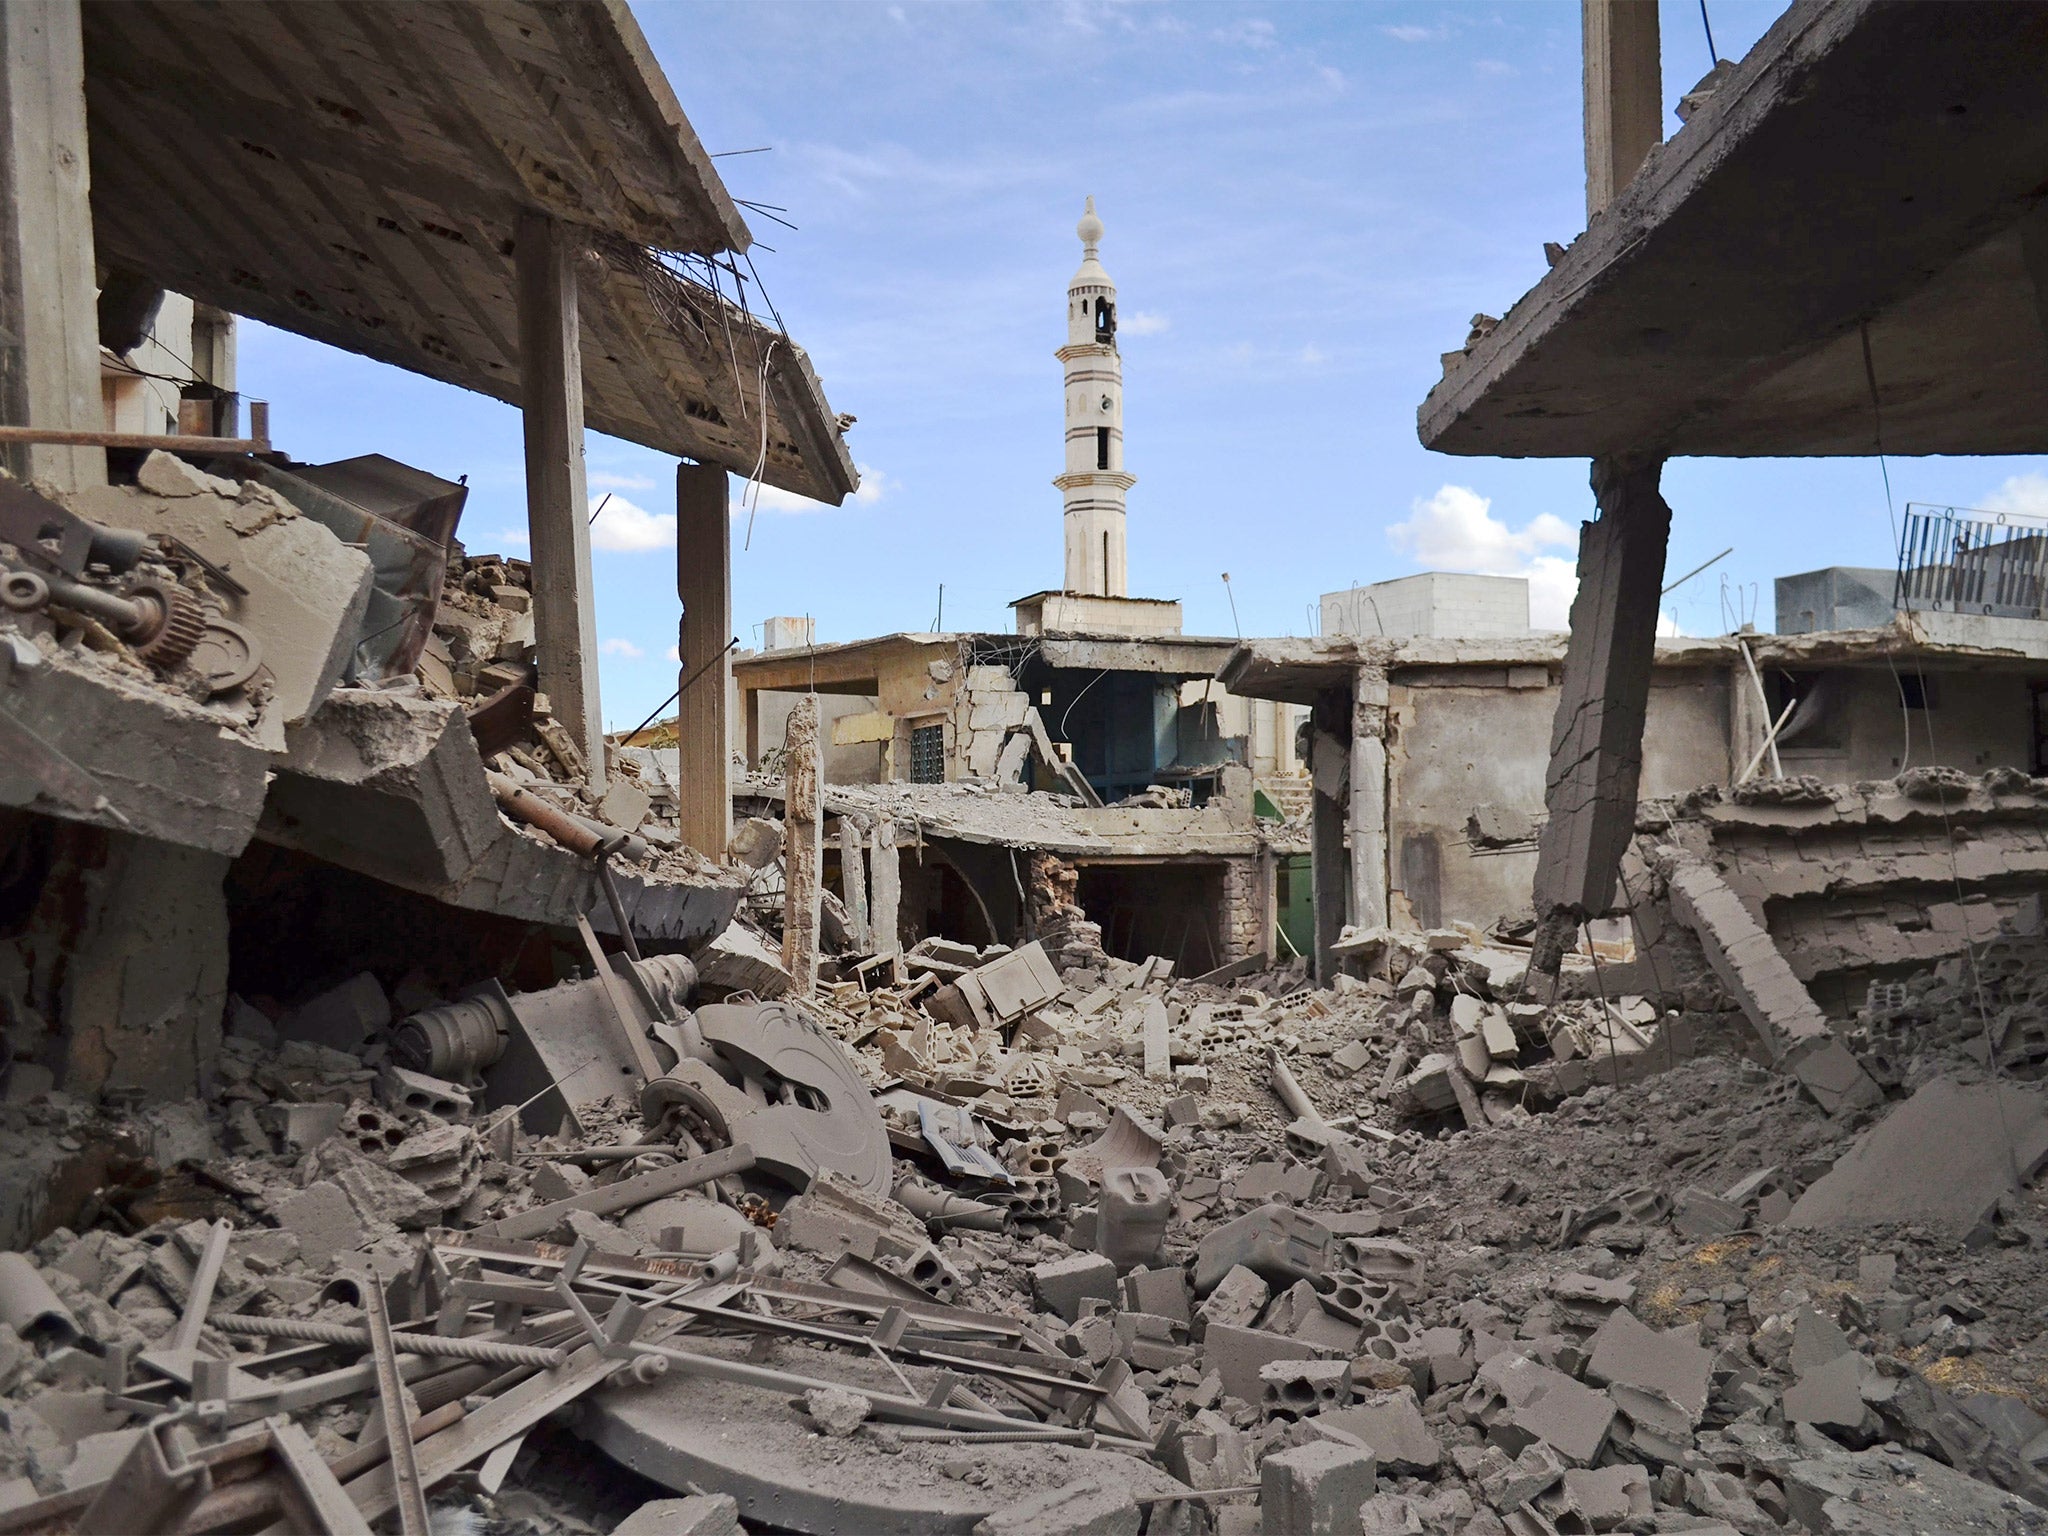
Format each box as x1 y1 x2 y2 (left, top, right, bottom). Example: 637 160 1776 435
838 816 870 950
675 461 730 857
1349 666 1389 932
870 815 902 960
1582 0 1662 220
515 211 604 789
744 686 762 773
1308 689 1350 985
0 0 103 491
1531 455 1672 972
781 695 823 995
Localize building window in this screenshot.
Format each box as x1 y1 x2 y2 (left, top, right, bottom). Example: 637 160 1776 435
909 723 944 783
1897 670 1937 710
1094 296 1115 341
1096 427 1109 470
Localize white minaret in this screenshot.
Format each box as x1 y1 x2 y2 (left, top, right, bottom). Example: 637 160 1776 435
1055 197 1135 596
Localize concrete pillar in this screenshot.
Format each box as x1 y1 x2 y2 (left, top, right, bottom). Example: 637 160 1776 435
870 815 902 960
1582 0 1662 220
0 0 103 491
744 686 762 773
781 695 823 995
1531 455 1671 972
675 461 730 857
1308 689 1350 986
1349 667 1389 932
838 816 870 950
60 833 229 1099
515 211 604 789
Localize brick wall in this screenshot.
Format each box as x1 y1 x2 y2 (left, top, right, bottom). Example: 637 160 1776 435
1218 854 1267 963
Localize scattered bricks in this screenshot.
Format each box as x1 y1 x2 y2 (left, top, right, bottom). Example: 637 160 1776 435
1260 1358 1353 1420
1123 1265 1191 1324
884 1244 965 1305
1356 1494 1425 1535
1330 1039 1375 1076
1671 1186 1748 1242
612 1493 744 1536
1477 1440 1569 1513
1261 1440 1377 1536
377 1065 471 1122
268 1101 345 1153
1322 1139 1376 1197
1546 1465 1652 1530
276 971 391 1053
1472 1353 1616 1466
1789 1305 1854 1375
1548 1272 1634 1325
1198 1265 1270 1334
1202 1322 1326 1405
1324 1387 1442 1475
1418 1325 1473 1389
1030 1252 1118 1323
1193 1205 1333 1295
972 1479 1140 1536
1783 1352 1870 1433
1586 1308 1713 1439
1785 1036 1885 1117
1336 1237 1425 1297
1235 1161 1320 1204
1113 1312 1195 1371
307 1140 441 1230
272 1183 363 1267
1161 1420 1257 1493
1164 1094 1202 1128
803 1386 871 1438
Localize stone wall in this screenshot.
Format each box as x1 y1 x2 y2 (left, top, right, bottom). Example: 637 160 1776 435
1219 854 1267 963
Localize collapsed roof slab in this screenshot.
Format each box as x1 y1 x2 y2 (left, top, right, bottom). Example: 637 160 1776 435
264 690 740 945
1418 0 2048 459
0 644 271 858
81 0 856 504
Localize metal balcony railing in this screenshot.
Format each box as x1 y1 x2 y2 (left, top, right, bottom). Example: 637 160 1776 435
1895 502 2048 621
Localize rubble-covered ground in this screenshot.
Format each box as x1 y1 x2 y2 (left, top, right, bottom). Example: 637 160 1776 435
0 912 2043 1536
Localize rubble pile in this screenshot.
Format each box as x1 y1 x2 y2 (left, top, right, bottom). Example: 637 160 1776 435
0 910 2037 1535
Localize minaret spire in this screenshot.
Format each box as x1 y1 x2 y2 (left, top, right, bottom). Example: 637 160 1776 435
1055 197 1135 596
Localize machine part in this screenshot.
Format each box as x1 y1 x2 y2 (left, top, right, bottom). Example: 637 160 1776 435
212 1315 568 1369
352 1259 431 1536
263 1416 376 1536
482 1142 756 1243
486 772 646 862
892 1179 1007 1233
0 569 47 612
124 580 207 672
0 476 146 578
575 913 663 1084
75 1415 213 1536
0 1252 79 1345
392 986 513 1078
187 616 262 694
690 1002 894 1197
137 1218 234 1386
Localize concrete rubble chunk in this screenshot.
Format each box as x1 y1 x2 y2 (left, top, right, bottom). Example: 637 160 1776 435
612 1495 742 1536
1472 1352 1616 1466
803 1386 871 1438
1029 1251 1118 1323
1585 1308 1712 1433
1262 1439 1377 1536
972 1479 1140 1536
1784 1448 2043 1535
275 971 391 1054
1785 1076 2048 1233
1322 1386 1442 1475
1784 1352 1870 1432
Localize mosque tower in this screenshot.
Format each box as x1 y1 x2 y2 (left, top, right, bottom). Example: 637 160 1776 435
1054 197 1136 596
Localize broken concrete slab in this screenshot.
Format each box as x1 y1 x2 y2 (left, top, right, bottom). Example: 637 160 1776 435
1262 1439 1377 1536
1783 1447 2044 1535
1585 1308 1712 1435
1472 1352 1616 1466
1322 1387 1442 1475
614 1494 742 1536
1785 1076 2048 1233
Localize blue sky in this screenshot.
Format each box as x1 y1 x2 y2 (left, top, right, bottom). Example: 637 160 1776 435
240 0 2048 732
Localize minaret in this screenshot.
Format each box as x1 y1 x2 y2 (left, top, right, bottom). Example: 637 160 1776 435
1055 197 1136 596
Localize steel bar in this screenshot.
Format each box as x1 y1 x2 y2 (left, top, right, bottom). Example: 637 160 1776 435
258 1418 375 1536
479 1142 755 1241
0 426 269 453
324 1401 466 1483
575 912 663 1082
214 1315 567 1368
354 1267 430 1536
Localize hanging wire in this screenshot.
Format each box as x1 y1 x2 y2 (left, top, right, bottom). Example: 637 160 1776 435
1697 0 1720 66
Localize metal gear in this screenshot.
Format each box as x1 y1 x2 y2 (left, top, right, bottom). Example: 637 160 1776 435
125 580 206 673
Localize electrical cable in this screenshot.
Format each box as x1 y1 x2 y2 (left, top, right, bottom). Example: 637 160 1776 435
1697 0 1720 67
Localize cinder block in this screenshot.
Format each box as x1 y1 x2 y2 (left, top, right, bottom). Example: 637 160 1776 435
1203 1322 1325 1405
1030 1251 1118 1323
1261 1440 1377 1536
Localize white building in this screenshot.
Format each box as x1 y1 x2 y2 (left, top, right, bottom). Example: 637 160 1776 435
1321 573 1532 640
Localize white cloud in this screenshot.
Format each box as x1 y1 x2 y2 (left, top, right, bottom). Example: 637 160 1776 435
600 637 645 659
1213 18 1276 49
1121 310 1171 336
1388 485 1582 629
1380 23 1439 42
1981 473 2048 520
495 527 529 548
731 463 889 518
1298 343 1328 367
588 495 677 552
590 471 657 492
1474 58 1515 77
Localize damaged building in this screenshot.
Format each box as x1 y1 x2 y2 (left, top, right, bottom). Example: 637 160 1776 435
0 4 2040 1536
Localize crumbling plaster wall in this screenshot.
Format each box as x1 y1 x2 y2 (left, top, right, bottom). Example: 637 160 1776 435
1 817 228 1100
754 690 886 782
1385 667 1731 930
1775 665 2038 783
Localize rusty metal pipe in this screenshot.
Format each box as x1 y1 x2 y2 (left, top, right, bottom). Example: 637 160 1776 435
485 772 646 863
